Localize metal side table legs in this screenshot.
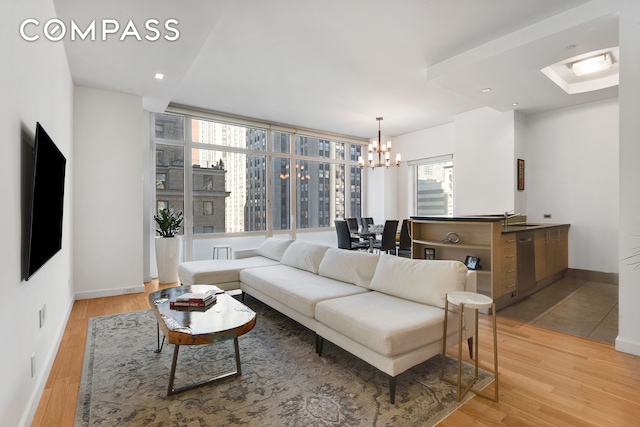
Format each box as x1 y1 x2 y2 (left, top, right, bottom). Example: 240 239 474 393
441 291 499 402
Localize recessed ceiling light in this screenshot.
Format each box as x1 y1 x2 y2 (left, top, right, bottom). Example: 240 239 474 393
481 88 492 93
541 46 619 94
512 102 519 106
155 73 164 80
570 53 613 76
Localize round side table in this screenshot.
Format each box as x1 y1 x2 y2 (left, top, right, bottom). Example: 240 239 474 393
440 291 498 402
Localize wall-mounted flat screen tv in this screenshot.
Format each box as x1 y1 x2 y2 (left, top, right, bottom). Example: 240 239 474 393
25 122 66 280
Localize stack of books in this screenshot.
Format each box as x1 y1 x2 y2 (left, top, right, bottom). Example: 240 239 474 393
170 292 217 310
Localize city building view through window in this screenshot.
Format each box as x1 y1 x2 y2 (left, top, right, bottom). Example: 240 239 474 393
154 112 363 236
415 157 454 216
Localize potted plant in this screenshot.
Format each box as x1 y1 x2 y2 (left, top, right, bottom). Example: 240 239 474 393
154 209 184 284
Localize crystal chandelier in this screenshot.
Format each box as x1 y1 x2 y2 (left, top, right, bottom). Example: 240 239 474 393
358 117 401 169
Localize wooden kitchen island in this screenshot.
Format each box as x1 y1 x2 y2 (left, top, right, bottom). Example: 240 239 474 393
410 216 569 310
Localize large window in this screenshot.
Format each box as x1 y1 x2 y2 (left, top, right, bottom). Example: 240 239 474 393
153 112 364 237
155 142 185 234
414 155 453 216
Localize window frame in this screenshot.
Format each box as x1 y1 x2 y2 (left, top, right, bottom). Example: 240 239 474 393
410 154 454 216
152 109 367 257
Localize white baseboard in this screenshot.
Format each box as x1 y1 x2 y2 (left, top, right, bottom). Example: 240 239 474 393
74 285 145 300
615 336 640 357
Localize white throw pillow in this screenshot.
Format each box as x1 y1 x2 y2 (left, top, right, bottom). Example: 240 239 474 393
369 255 468 308
257 237 294 261
318 247 380 288
280 241 329 274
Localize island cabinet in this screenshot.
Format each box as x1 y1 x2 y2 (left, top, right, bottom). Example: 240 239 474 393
497 233 518 297
410 217 570 310
533 225 569 285
410 218 509 299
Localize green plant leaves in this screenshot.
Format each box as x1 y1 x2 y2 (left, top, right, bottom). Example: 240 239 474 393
153 208 184 237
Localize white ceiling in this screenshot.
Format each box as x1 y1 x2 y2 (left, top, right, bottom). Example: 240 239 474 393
53 0 620 139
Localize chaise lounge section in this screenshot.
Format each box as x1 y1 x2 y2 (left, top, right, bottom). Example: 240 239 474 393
177 238 293 290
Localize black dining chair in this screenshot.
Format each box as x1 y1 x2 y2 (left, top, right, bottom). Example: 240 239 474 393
363 217 375 229
345 218 359 234
373 220 399 254
396 219 412 258
335 220 368 250
345 217 365 245
358 217 375 237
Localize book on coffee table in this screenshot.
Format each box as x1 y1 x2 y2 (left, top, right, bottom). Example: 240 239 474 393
170 292 216 309
175 292 215 303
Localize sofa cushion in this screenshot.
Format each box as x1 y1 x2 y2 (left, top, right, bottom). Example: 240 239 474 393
315 292 460 357
280 241 329 274
178 256 279 286
257 237 294 261
369 255 467 308
240 264 368 318
318 247 380 289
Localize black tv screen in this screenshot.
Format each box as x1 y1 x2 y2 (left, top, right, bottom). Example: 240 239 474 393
25 122 66 280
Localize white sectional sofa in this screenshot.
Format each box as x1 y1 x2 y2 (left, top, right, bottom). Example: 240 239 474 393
178 237 477 403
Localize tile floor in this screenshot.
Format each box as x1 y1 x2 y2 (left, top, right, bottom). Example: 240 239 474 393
497 277 618 344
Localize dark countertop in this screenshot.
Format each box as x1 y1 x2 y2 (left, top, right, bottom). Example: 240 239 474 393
411 215 504 222
410 216 569 234
500 223 570 234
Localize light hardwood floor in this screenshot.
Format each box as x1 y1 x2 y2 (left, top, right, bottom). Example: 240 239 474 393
32 281 640 426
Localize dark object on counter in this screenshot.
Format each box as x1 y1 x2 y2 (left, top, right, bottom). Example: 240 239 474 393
465 256 481 270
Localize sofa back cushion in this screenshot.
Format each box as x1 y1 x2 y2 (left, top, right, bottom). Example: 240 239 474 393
280 241 329 274
318 248 380 288
257 237 294 261
369 255 467 308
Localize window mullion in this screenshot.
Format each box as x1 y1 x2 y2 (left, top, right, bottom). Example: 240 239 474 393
266 131 272 237
184 119 194 261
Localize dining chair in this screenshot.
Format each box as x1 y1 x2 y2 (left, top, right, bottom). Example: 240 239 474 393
363 217 375 229
396 219 412 258
345 218 359 234
335 220 368 250
373 220 399 254
359 217 375 237
345 217 365 245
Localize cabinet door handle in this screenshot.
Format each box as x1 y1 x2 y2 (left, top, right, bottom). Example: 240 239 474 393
506 254 515 258
506 269 516 273
506 283 516 288
506 239 516 243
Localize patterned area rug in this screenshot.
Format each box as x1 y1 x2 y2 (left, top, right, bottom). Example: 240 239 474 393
75 295 492 426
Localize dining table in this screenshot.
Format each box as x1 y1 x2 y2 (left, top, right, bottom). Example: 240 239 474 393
353 225 384 252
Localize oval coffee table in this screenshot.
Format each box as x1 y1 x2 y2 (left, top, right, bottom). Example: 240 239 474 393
148 285 256 395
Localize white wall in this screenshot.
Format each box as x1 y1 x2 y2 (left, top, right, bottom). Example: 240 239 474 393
0 1 74 426
394 108 516 219
396 101 619 276
526 98 619 274
514 112 527 214
142 111 154 281
394 122 456 220
364 132 400 223
364 165 399 223
454 108 515 216
617 0 640 356
73 87 144 298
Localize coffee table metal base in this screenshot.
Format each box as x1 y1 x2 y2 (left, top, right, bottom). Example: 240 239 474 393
166 337 242 396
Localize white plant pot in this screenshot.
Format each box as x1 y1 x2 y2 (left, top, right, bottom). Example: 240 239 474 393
155 236 181 284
